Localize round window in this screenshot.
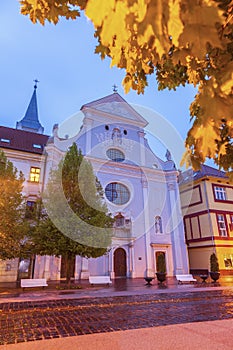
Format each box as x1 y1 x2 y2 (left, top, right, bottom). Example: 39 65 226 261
106 148 125 162
105 183 130 205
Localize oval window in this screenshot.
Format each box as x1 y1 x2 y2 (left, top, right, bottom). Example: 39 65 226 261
106 148 125 162
105 183 130 205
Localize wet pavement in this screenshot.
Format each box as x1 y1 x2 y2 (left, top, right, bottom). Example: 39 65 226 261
0 289 233 346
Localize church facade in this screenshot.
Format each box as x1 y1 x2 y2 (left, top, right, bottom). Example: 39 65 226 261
0 87 189 282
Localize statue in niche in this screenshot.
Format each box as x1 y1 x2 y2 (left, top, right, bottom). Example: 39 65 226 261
155 216 163 233
112 127 122 144
165 149 172 161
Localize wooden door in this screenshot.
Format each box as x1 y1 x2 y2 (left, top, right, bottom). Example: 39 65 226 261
114 248 127 277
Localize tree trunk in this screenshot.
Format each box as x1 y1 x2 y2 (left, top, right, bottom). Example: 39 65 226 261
65 254 74 289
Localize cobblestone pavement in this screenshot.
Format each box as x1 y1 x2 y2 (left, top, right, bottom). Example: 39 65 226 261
0 289 233 346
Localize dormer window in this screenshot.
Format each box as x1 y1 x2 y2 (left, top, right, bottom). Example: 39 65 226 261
0 138 10 143
33 144 42 149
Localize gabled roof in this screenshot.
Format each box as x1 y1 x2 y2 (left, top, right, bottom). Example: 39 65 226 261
0 126 49 155
193 164 227 180
179 164 227 184
16 85 44 134
81 93 148 127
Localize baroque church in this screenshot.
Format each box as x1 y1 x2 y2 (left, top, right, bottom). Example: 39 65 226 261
0 85 189 282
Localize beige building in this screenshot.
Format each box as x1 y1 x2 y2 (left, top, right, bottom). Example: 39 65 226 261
0 84 49 282
179 165 233 275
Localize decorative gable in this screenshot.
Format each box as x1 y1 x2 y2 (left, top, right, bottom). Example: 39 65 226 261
81 93 148 127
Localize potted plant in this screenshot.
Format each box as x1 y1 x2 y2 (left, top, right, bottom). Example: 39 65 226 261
156 253 166 284
144 269 154 286
210 252 220 282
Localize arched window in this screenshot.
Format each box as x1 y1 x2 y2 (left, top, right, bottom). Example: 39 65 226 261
155 216 163 233
106 148 125 162
105 183 130 205
115 213 125 227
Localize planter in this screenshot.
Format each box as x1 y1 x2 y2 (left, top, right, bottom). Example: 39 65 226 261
144 277 154 286
156 272 166 284
210 271 220 282
200 274 209 283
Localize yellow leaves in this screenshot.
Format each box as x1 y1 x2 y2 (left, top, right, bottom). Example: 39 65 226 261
130 0 147 23
19 0 233 169
221 78 233 95
179 1 224 59
196 78 233 122
180 149 192 169
191 122 220 159
123 74 132 94
137 23 154 47
219 62 233 96
102 2 129 48
20 0 80 24
85 0 115 28
168 0 183 46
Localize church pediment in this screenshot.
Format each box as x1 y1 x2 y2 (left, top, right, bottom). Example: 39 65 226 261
81 93 148 127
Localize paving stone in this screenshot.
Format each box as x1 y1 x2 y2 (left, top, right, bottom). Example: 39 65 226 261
0 290 233 345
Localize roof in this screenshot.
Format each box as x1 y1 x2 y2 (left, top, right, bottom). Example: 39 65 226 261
193 164 227 180
179 164 227 184
0 126 49 155
81 92 129 109
81 92 148 127
16 86 44 134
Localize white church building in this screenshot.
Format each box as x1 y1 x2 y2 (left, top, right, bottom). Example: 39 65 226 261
0 86 189 281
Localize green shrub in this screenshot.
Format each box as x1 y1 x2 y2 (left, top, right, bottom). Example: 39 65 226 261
210 253 219 272
156 253 166 273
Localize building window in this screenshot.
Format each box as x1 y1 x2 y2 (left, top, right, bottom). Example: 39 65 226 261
30 167 40 182
155 216 163 233
224 258 232 268
106 148 125 162
229 215 233 231
217 214 227 237
214 186 227 200
105 183 130 205
25 201 36 219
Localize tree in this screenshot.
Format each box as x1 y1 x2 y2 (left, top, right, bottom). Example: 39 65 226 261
210 252 220 273
29 143 113 287
0 150 27 260
19 1 233 175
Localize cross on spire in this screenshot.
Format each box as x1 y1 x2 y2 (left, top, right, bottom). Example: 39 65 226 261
112 84 118 93
34 79 39 89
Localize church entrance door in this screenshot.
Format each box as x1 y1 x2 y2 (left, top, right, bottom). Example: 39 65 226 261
114 248 127 277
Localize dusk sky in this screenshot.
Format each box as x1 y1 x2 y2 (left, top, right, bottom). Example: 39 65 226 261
0 1 198 163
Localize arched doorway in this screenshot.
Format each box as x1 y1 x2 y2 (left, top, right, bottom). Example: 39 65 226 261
114 248 127 277
155 251 166 272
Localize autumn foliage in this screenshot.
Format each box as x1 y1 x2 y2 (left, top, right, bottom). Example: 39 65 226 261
19 0 233 175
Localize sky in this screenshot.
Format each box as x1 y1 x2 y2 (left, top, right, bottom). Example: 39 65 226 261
0 1 198 164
